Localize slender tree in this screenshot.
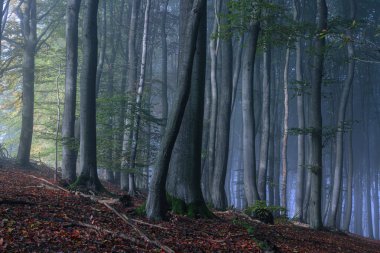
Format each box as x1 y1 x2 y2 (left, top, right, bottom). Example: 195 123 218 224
128 0 151 196
211 0 233 210
120 0 140 190
327 0 356 228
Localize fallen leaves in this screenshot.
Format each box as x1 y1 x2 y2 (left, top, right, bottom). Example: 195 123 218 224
0 163 379 252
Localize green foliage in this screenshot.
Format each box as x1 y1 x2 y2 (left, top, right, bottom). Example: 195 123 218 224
135 202 146 217
244 200 286 224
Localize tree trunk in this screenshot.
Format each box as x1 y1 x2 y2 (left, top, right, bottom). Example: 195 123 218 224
281 46 290 211
95 0 106 97
128 0 151 196
309 0 327 230
206 0 220 203
16 0 37 166
242 22 260 206
166 0 209 217
293 0 306 222
146 0 206 220
120 0 140 190
74 0 102 191
211 0 233 210
160 0 169 135
62 0 81 182
327 0 356 228
342 91 354 231
258 44 271 201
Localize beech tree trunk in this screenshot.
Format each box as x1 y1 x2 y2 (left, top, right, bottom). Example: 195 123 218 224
160 0 169 135
281 46 290 211
294 0 306 222
166 0 209 217
206 0 220 203
146 0 206 220
211 0 233 210
327 0 356 228
62 0 81 182
74 0 102 191
309 0 327 230
16 0 37 166
128 0 151 196
242 21 260 206
258 43 271 201
120 0 140 190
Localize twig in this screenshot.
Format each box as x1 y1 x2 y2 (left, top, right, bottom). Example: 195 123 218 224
130 218 169 230
26 174 70 193
103 202 174 253
65 219 144 246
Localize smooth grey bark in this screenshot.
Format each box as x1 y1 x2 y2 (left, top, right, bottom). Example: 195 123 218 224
62 1 80 180
104 0 119 183
160 0 169 135
120 0 140 190
294 0 306 222
257 45 271 201
327 0 356 228
62 0 81 183
231 35 244 110
281 46 290 211
211 0 233 210
75 0 102 191
207 0 220 203
146 0 206 220
95 0 106 97
242 22 260 206
128 0 151 196
166 0 208 214
342 93 354 231
113 0 128 186
365 120 373 238
16 0 37 166
308 0 327 230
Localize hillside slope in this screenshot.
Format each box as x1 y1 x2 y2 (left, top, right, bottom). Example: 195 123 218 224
0 161 379 252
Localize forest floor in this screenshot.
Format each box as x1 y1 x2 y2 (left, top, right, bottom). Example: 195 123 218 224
0 160 379 252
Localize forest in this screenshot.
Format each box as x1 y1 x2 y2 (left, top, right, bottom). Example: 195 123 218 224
0 0 380 252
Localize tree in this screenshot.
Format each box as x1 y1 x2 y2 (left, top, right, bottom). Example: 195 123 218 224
309 0 327 230
327 0 356 228
73 0 102 191
146 0 206 220
62 0 81 183
120 0 140 191
242 20 260 206
166 0 210 218
16 0 38 166
128 0 151 196
211 0 233 210
294 0 306 222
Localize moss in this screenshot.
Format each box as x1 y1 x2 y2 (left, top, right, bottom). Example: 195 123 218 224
166 194 214 218
69 174 106 194
136 202 146 216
